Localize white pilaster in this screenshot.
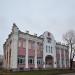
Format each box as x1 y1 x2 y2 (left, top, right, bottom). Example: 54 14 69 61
26 39 28 68
11 24 19 69
64 50 66 68
11 35 18 69
43 57 45 68
53 48 57 68
43 45 46 68
60 49 62 68
34 42 37 68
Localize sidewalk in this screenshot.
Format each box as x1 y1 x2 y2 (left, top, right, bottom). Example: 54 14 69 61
60 73 75 75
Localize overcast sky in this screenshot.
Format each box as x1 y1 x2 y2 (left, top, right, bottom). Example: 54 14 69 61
0 0 75 55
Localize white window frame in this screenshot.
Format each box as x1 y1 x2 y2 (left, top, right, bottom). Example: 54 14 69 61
18 56 25 64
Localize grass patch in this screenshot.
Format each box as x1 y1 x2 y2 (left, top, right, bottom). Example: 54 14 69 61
0 69 75 75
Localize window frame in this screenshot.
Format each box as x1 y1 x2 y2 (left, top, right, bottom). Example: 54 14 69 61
18 56 25 64
37 57 42 65
28 56 34 64
47 37 51 43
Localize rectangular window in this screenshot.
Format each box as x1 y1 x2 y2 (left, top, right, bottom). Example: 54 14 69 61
18 56 25 64
46 46 51 53
28 57 34 64
37 57 42 64
57 59 60 67
47 37 51 43
49 46 50 53
51 46 52 53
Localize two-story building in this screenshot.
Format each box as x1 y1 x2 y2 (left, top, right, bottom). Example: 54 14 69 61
3 23 69 71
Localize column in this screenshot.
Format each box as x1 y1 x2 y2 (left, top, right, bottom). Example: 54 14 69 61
64 50 66 68
53 47 57 68
25 39 28 68
34 42 37 68
60 49 62 68
43 57 45 68
43 44 46 68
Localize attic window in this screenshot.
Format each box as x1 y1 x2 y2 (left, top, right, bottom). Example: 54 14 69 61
47 37 51 43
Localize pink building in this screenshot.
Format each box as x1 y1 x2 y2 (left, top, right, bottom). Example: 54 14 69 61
3 23 69 71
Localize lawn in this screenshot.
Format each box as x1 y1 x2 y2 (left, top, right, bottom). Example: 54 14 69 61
0 69 75 75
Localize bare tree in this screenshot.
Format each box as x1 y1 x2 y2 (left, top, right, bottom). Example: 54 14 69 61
63 30 75 69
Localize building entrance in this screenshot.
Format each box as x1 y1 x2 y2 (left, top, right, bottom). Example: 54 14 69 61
45 55 53 68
